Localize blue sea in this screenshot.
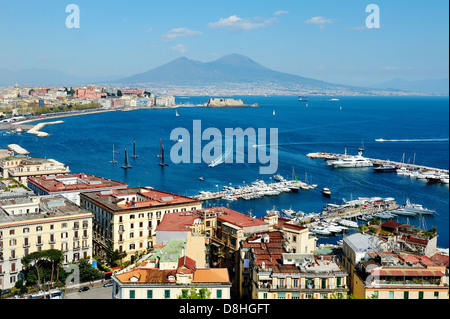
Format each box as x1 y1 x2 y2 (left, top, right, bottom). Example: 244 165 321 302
3 96 449 248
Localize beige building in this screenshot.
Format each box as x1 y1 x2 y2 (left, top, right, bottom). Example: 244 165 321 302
0 156 70 184
112 266 231 299
0 195 94 290
352 251 448 299
241 231 348 300
264 213 317 254
79 187 202 261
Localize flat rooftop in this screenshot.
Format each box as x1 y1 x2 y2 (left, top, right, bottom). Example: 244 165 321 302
0 195 93 226
27 173 128 193
80 187 200 213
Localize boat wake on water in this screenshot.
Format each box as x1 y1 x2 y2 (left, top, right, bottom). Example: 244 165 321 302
375 138 449 143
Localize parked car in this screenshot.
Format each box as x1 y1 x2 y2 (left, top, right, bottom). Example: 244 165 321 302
103 281 113 287
1 289 11 295
78 286 90 292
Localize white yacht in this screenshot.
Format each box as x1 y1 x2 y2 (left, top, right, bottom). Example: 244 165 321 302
328 150 373 168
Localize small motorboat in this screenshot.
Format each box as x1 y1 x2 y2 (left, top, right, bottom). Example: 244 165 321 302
199 177 204 181
321 188 331 196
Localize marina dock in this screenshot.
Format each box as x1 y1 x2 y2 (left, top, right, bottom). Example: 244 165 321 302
191 178 316 201
307 152 449 175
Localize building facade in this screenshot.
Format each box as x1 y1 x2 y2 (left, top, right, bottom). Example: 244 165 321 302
0 156 70 184
112 266 231 299
241 231 348 300
79 187 202 261
0 195 94 290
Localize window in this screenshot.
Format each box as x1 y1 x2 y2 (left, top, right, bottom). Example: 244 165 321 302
279 278 285 288
404 291 409 299
418 291 424 299
129 290 135 299
434 291 439 299
321 278 327 289
337 277 342 287
293 278 299 288
263 293 268 299
147 290 153 299
130 215 135 219
216 290 222 299
23 228 29 234
372 291 379 299
164 290 170 299
389 291 394 299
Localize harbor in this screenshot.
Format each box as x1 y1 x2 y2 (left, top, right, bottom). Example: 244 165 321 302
307 151 449 184
268 196 437 238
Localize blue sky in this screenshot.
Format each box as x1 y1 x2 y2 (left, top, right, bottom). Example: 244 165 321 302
0 0 448 86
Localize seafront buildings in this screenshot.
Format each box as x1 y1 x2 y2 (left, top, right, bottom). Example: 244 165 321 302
0 144 447 299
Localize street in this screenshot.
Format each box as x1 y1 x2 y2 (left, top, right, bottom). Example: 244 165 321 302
64 285 112 299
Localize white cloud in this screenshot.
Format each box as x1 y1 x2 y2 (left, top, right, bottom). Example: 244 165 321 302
274 10 289 16
208 15 275 33
305 16 333 29
161 27 202 42
382 66 398 70
144 27 153 33
171 44 188 53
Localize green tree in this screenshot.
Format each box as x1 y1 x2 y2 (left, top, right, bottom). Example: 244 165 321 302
178 286 212 299
77 258 102 283
22 251 45 287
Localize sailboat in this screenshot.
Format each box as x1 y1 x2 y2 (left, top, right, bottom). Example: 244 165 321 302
110 143 118 164
159 142 169 167
273 110 276 116
157 139 162 158
131 140 138 158
121 147 132 169
176 110 179 117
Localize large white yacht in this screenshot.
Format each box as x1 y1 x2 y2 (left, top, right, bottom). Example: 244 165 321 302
328 150 373 168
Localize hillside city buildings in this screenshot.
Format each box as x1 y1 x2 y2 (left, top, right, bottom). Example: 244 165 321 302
0 145 448 300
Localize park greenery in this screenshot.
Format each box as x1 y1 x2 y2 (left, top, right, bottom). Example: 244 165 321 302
20 102 102 116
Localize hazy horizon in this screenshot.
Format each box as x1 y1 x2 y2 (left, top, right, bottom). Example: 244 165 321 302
0 0 448 87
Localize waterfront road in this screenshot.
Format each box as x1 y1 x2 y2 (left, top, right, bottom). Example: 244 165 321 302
64 285 112 299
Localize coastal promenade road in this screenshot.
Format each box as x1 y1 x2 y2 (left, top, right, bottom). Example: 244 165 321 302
64 285 112 299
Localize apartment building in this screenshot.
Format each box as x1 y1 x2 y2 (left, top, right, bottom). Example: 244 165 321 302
352 251 448 299
263 213 317 254
241 231 348 300
0 195 94 290
79 187 202 261
0 156 70 184
112 264 231 300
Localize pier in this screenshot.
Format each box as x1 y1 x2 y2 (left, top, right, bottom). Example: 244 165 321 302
191 179 316 202
307 152 449 175
26 121 64 137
